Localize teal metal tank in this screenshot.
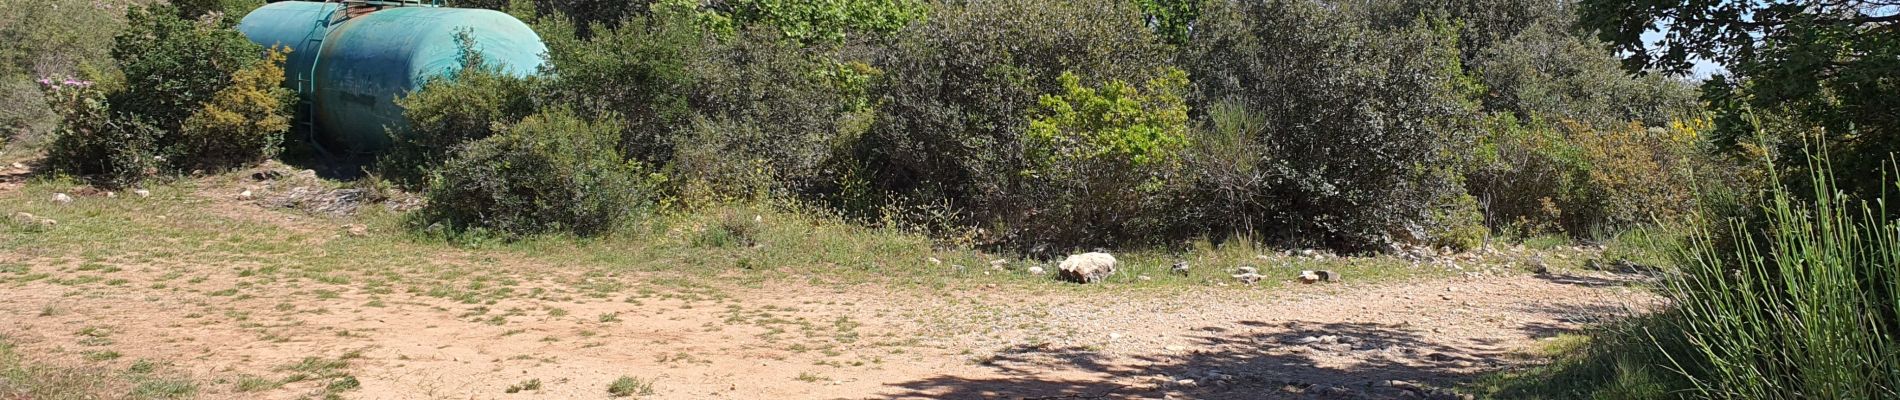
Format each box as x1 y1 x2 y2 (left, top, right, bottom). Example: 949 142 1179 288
237 1 546 154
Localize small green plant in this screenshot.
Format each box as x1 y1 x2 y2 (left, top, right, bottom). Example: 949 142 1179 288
234 375 281 392
83 350 122 361
505 378 541 393
326 375 360 392
606 375 653 397
795 371 827 382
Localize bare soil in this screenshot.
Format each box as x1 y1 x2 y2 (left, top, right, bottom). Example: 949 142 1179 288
0 170 1660 399
0 262 1653 399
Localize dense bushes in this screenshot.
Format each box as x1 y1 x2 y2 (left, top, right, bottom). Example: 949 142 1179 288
22 0 1725 250
383 47 539 187
418 0 1720 247
1179 1 1483 250
418 109 663 238
41 5 288 186
41 81 161 188
854 0 1175 249
175 48 294 171
107 5 264 138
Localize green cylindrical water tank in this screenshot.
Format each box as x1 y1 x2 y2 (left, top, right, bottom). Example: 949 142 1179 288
237 1 546 154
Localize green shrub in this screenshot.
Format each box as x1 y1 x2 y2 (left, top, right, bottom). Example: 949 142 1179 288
42 81 161 187
419 109 663 238
174 47 293 172
1466 116 1711 237
856 0 1173 249
671 0 926 46
539 5 704 165
1180 1 1480 251
41 4 278 185
677 27 863 200
1017 69 1193 247
383 42 538 187
107 4 261 136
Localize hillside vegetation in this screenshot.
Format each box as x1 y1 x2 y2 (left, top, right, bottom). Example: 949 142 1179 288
3 0 1898 399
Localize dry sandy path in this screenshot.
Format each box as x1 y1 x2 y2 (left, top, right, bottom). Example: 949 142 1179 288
0 263 1654 400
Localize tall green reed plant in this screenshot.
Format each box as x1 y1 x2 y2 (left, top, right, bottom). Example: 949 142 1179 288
1668 151 1900 399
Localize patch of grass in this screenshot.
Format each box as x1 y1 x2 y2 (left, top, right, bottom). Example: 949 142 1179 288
1469 315 1692 399
325 375 360 392
127 359 155 373
234 374 282 392
607 375 654 397
83 350 122 361
506 378 542 393
796 371 827 382
130 378 197 399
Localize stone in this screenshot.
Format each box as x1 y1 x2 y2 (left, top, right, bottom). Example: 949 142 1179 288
927 257 942 265
1236 266 1258 275
1170 261 1189 276
51 193 73 205
238 189 253 199
1027 266 1046 275
1379 380 1420 390
1057 252 1117 283
344 224 369 237
1315 270 1340 282
1138 275 1152 281
11 212 55 229
133 189 151 198
1298 270 1322 284
1232 273 1264 284
988 258 1008 270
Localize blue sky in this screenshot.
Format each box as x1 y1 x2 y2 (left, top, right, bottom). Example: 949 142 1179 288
1641 29 1729 80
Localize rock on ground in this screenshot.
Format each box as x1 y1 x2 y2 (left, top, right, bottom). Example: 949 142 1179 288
1058 252 1117 284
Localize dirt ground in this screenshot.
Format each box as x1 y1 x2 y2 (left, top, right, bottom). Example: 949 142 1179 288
0 262 1654 399
0 165 1659 399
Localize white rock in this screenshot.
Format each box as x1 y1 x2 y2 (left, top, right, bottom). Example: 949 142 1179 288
1057 252 1116 284
133 189 151 198
1027 266 1046 275
52 193 73 204
926 257 942 265
238 190 253 199
1232 273 1264 284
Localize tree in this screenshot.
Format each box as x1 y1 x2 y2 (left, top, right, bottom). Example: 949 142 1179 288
1582 0 1900 198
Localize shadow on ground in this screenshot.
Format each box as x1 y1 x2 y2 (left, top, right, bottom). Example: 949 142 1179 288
882 321 1517 399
